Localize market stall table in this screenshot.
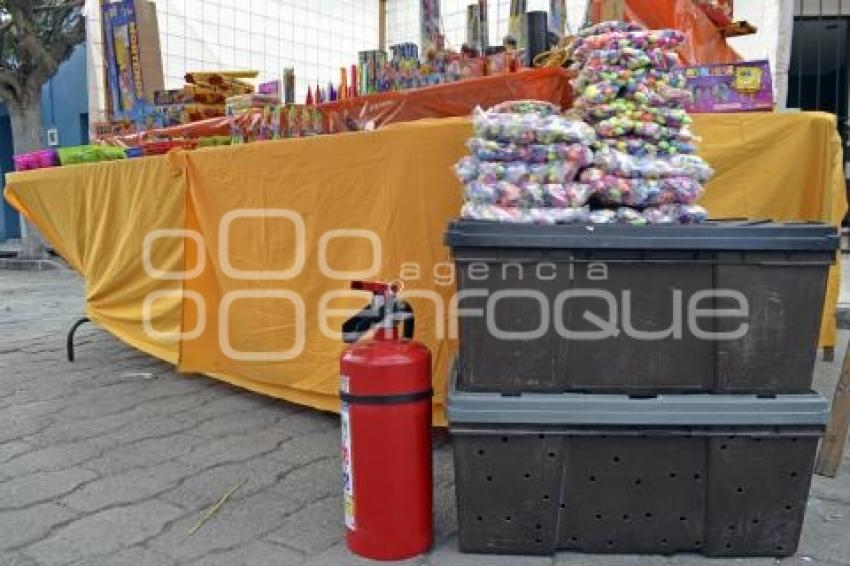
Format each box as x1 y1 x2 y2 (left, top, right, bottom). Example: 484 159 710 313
6 111 845 424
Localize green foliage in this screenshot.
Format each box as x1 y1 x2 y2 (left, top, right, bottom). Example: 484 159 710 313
0 0 85 103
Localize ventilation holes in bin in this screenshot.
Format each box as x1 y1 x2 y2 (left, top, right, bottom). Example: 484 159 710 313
560 503 566 510
736 486 745 494
542 494 551 502
680 516 687 522
548 451 556 459
645 512 653 519
694 473 702 481
476 449 485 456
589 475 597 482
476 515 483 522
720 444 728 450
669 472 678 479
538 434 545 439
728 525 736 532
725 543 733 550
790 471 799 479
622 514 630 522
523 472 531 480
501 436 508 443
660 538 668 546
776 545 785 552
612 456 621 463
607 540 615 548
486 475 493 482
754 438 762 443
504 515 511 522
595 514 603 520
694 540 702 547
535 523 543 530
535 538 543 545
791 437 798 443
634 478 643 486
752 518 760 525
570 536 578 543
785 504 793 511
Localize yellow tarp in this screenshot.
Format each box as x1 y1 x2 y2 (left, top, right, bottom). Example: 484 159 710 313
5 112 846 423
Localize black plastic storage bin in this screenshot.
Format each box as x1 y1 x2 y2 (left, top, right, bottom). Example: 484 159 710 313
447 373 829 557
445 219 838 394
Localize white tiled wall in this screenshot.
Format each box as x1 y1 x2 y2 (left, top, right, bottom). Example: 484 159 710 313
87 0 380 122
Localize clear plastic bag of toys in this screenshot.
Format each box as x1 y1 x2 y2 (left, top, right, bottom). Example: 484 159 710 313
454 156 584 185
466 138 594 164
580 168 704 206
576 21 645 37
592 147 714 182
588 204 709 225
593 116 697 142
461 203 591 224
578 80 692 106
572 29 686 60
573 67 687 93
577 47 680 72
487 100 561 116
593 136 696 157
472 107 597 145
578 100 691 128
464 181 593 208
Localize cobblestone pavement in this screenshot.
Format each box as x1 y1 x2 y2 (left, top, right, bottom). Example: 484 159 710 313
1 269 849 566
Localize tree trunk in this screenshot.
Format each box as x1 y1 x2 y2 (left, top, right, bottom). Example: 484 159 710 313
8 92 46 259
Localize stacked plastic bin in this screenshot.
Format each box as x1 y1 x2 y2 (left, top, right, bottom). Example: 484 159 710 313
445 219 838 557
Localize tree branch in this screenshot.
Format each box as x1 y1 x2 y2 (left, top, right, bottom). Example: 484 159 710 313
0 67 20 101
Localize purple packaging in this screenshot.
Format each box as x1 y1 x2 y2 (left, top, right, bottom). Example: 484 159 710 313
684 60 774 113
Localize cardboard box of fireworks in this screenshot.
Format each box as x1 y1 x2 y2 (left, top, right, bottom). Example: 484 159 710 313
684 60 774 113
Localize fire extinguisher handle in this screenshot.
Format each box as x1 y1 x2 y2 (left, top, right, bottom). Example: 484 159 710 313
397 301 415 340
342 303 385 343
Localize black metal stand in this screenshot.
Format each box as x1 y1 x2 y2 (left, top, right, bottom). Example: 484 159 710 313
67 317 90 362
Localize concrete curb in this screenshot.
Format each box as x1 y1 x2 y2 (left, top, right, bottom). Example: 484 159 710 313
0 257 67 271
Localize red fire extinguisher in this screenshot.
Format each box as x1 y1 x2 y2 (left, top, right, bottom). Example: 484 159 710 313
340 281 433 560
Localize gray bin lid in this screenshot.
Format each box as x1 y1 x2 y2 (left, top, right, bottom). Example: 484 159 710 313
447 367 829 427
445 219 840 252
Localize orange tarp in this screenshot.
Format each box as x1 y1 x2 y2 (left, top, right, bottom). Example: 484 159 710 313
103 67 573 146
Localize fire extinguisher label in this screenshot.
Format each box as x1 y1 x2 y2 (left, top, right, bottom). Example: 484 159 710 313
341 399 355 531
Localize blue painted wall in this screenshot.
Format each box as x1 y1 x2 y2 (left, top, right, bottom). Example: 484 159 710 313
1 43 88 241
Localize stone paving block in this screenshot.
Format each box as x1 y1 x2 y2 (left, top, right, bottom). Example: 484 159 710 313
0 467 96 510
24 498 185 565
0 502 76 551
269 428 340 467
0 552 42 566
304 542 427 566
266 496 342 554
2 435 112 476
427 538 554 566
183 406 285 441
186 540 303 566
66 546 178 566
63 459 195 513
269 454 338 508
159 455 287 512
84 433 206 475
149 489 306 562
178 427 289 471
797 497 850 565
0 440 33 465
